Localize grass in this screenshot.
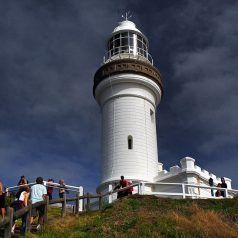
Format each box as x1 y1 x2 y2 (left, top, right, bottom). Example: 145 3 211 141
23 195 238 238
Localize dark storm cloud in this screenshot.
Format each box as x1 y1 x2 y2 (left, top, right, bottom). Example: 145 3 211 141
172 3 238 149
0 0 237 190
154 1 238 185
0 0 108 190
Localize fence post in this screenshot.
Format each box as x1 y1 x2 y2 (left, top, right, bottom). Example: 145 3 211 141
86 192 90 212
61 194 66 217
182 183 186 199
141 182 145 195
224 188 228 198
79 186 83 212
4 207 13 238
44 196 49 224
75 192 79 215
138 183 141 195
108 184 113 204
98 193 102 211
26 201 32 233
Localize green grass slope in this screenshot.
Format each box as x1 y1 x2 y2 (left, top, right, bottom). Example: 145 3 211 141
25 195 238 238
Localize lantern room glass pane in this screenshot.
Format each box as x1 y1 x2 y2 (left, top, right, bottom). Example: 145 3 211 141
107 31 149 59
114 38 120 53
121 32 128 37
121 37 128 46
129 37 134 46
114 34 120 40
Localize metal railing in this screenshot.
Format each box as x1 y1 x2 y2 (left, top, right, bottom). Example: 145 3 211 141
103 47 154 65
6 181 83 193
136 182 238 199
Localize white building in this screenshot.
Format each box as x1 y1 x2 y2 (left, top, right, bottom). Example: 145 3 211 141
93 19 232 198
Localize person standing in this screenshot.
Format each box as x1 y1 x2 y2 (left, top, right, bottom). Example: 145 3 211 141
127 180 134 195
0 181 6 219
16 175 28 200
59 179 66 198
47 179 54 200
19 186 30 233
215 183 222 197
209 177 214 197
17 175 28 186
221 177 227 197
12 186 30 234
30 177 47 230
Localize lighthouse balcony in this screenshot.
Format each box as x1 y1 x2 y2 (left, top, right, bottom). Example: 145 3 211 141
103 47 153 65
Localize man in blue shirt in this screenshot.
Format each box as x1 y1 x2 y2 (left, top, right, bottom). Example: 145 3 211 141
30 177 47 230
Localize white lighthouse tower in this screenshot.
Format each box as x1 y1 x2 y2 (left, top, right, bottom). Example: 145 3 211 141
94 19 163 193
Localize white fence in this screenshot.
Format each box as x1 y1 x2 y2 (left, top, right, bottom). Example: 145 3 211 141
6 181 84 212
108 182 238 203
5 181 238 210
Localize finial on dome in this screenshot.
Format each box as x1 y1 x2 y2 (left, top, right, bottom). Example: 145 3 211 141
122 11 132 21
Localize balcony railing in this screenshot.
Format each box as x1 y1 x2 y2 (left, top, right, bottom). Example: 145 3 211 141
103 46 153 65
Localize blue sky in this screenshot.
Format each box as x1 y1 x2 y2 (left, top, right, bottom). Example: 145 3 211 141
0 0 237 192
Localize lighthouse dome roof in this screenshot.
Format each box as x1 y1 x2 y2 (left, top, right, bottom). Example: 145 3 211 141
112 20 142 34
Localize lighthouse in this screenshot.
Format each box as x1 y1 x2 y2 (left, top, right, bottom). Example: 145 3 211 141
94 19 163 193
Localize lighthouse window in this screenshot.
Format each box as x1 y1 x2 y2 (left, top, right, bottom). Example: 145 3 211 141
114 34 120 39
121 32 128 37
109 40 113 49
150 109 154 122
114 38 120 53
121 37 128 47
137 35 148 58
108 31 147 57
137 40 142 49
128 135 133 150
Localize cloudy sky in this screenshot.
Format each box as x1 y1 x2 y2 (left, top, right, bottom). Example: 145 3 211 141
0 0 237 192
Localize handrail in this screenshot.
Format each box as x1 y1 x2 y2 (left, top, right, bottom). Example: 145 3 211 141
6 183 36 192
6 181 82 193
103 183 140 197
104 47 153 65
144 182 234 192
44 182 82 191
142 182 238 199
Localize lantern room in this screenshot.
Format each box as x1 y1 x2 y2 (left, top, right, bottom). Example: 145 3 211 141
104 20 153 64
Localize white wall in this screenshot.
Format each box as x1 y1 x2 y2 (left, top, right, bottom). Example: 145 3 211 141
95 74 162 186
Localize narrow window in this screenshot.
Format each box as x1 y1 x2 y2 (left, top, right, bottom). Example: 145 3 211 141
128 135 133 150
150 109 154 122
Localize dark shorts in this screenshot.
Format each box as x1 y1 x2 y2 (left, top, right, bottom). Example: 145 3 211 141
31 205 45 217
59 193 64 198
